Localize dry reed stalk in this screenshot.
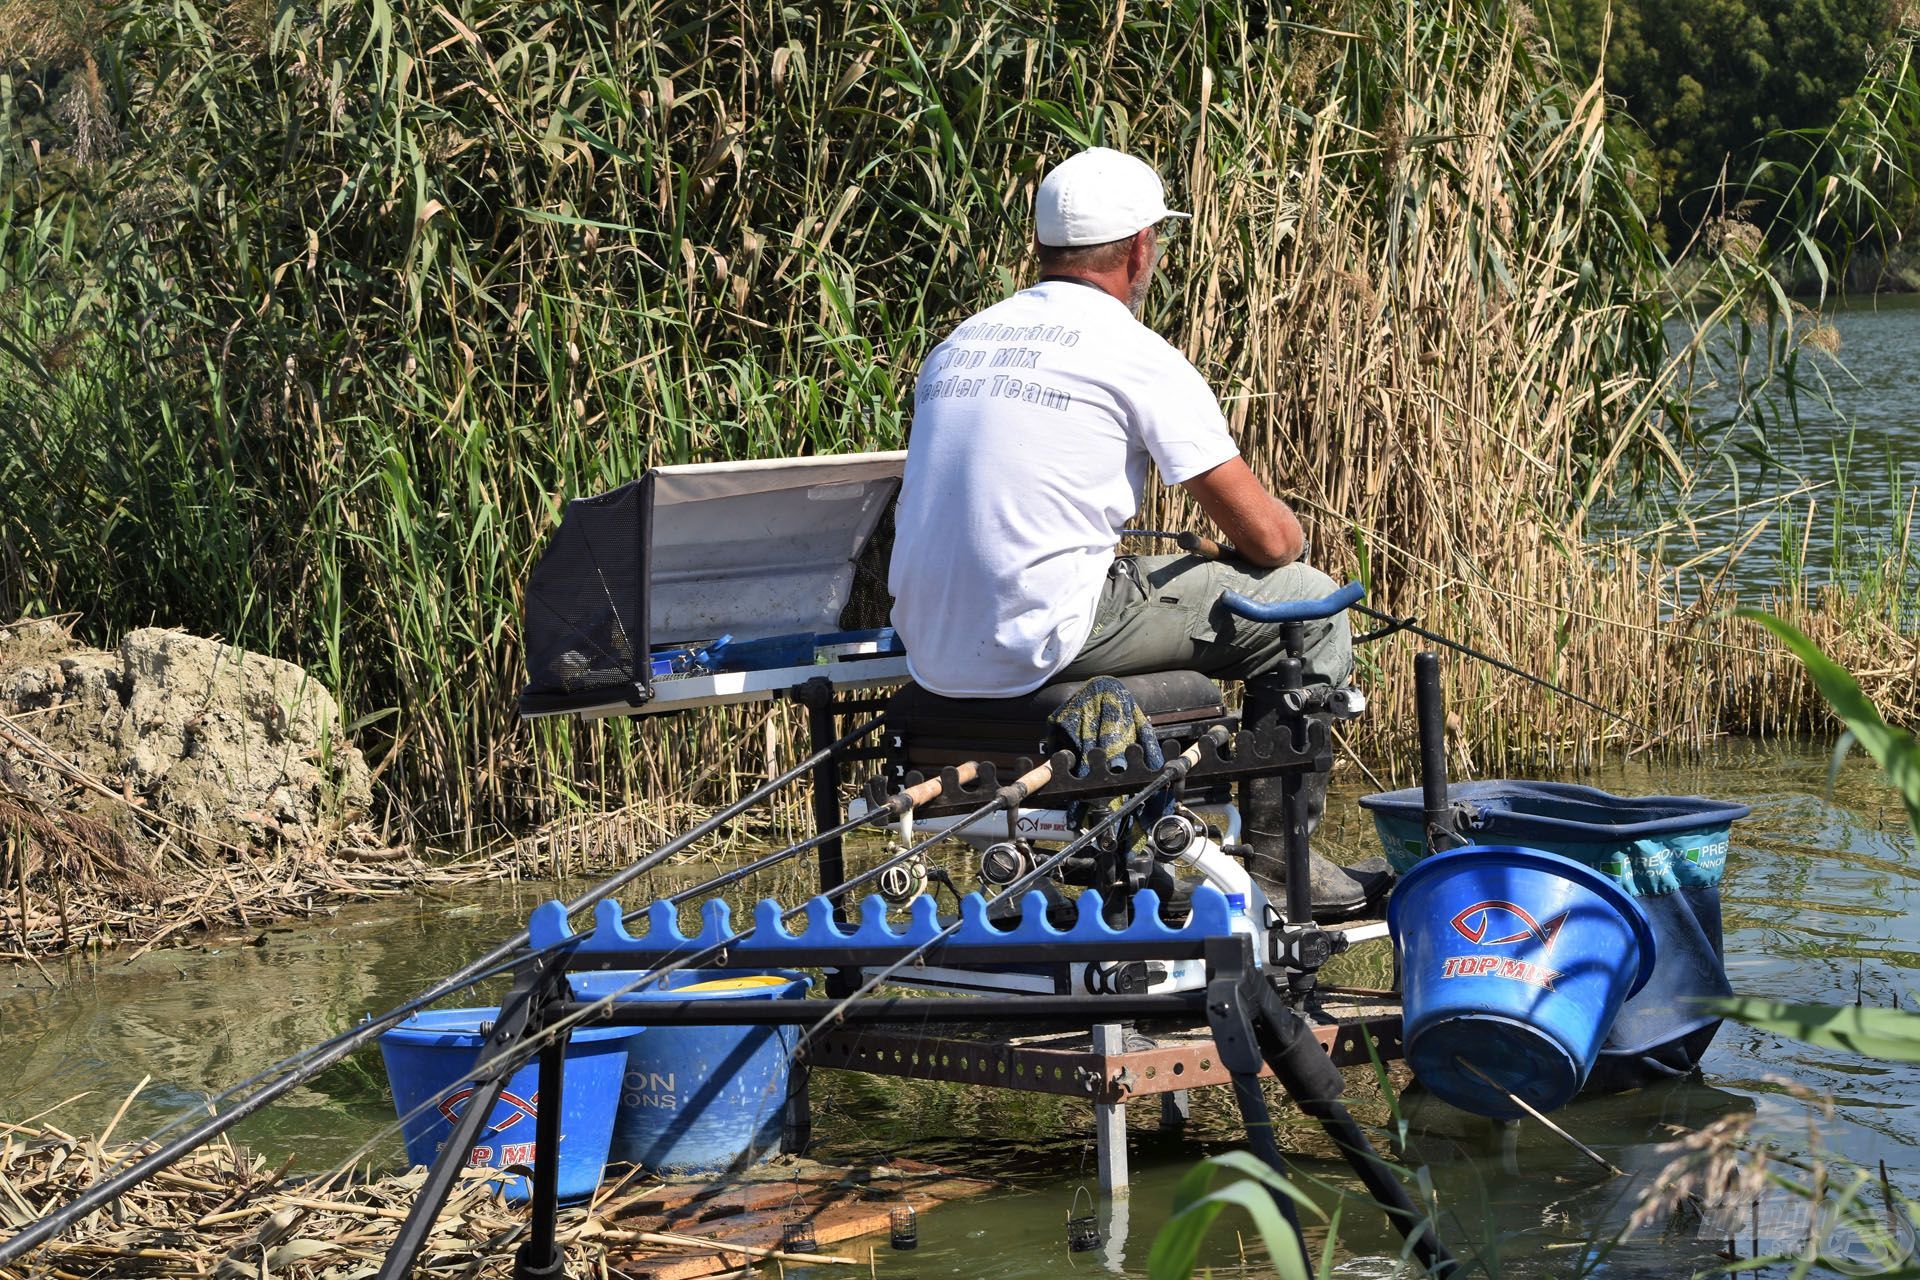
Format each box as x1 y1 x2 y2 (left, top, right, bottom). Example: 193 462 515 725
0 797 532 964
0 1121 914 1278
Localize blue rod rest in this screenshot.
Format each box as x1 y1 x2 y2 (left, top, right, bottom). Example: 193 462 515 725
1219 579 1365 624
527 884 1236 957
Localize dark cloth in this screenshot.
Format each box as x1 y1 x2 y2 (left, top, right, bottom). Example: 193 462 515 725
1044 675 1165 775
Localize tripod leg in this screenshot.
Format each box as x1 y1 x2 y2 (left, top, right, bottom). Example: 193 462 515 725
514 1031 569 1280
1236 973 1458 1277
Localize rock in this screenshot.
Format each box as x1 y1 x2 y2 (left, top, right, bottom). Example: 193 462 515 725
0 621 371 855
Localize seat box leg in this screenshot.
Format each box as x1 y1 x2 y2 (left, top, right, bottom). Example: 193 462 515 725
1093 1023 1130 1197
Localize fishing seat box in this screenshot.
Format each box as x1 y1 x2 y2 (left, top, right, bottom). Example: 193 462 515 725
884 669 1233 789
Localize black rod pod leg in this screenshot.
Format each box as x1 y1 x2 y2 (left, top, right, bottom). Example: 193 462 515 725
1227 957 1459 1278
798 678 858 998
1414 652 1464 855
1272 641 1315 930
376 958 563 1280
781 1060 813 1155
1203 936 1312 1274
515 1030 571 1280
799 678 846 913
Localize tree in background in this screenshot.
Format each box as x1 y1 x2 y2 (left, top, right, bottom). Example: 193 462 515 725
1543 0 1893 247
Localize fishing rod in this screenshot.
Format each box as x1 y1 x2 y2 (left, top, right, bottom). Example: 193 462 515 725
510 754 1074 1067
1345 600 1652 735
795 724 1232 1045
1121 528 1651 735
303 754 1078 1277
663 760 986 905
175 753 1020 1245
0 713 885 1268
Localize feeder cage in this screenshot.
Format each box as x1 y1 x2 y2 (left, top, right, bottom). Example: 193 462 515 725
1066 1186 1100 1252
780 1219 817 1253
890 1204 919 1250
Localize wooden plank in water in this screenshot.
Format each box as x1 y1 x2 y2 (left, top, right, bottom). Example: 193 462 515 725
603 1160 993 1280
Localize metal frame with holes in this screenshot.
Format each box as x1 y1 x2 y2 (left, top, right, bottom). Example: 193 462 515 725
801 1007 1404 1107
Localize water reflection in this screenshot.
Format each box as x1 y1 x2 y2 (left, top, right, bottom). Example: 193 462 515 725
1599 293 1920 600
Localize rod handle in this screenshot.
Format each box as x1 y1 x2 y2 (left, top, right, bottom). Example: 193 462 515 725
895 760 979 811
997 750 1071 809
1177 531 1231 561
1176 723 1232 771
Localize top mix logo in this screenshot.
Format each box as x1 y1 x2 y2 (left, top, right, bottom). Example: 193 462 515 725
1448 901 1569 951
437 1087 539 1132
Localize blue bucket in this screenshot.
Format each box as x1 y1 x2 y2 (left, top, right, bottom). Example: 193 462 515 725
377 1008 629 1203
568 969 811 1174
1388 845 1656 1119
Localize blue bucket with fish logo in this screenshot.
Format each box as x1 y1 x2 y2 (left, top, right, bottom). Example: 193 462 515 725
377 1008 630 1203
1388 844 1656 1119
568 969 811 1173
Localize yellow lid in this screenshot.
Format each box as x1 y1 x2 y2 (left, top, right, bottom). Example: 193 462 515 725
678 974 791 993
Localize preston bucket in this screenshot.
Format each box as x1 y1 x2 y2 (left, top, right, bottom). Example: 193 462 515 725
1387 844 1656 1119
377 1008 629 1203
568 969 811 1173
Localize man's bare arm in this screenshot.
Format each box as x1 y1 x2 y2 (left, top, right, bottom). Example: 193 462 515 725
1180 457 1305 568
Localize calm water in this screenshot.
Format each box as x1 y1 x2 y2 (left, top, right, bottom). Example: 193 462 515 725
1600 294 1920 599
5 747 1916 1278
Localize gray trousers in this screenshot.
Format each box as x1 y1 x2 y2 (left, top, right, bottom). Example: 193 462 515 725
1057 555 1354 689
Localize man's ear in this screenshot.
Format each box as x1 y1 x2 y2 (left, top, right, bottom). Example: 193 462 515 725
1128 228 1155 277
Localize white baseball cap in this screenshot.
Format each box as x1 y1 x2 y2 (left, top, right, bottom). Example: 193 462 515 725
1034 147 1190 247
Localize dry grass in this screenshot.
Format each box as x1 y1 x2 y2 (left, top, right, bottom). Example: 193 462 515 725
1125 11 1915 777
0 1112 605 1278
0 770 536 963
0 1108 971 1280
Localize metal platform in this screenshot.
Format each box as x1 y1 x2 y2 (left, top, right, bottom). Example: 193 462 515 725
801 986 1403 1194
805 991 1401 1103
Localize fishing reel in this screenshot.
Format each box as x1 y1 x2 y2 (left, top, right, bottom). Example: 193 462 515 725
875 851 929 905
1147 810 1203 860
978 839 1034 888
1268 684 1369 719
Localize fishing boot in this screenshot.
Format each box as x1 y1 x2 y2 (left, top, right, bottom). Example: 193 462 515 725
1239 687 1393 923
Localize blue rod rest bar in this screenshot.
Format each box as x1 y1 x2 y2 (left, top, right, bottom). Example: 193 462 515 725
1219 579 1365 624
527 884 1236 957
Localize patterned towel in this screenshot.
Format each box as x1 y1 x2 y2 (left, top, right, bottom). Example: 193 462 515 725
1046 676 1166 776
1047 676 1172 825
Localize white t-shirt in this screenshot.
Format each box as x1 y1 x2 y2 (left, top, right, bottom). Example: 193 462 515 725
888 279 1239 698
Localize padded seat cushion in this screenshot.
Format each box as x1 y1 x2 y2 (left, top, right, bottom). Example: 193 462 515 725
887 670 1225 752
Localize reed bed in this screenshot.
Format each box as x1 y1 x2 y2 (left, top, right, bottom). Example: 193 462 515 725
1 0 1913 843
0 1115 735 1278
0 788 509 963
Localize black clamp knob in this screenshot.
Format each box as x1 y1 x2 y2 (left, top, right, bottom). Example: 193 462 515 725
1272 924 1346 972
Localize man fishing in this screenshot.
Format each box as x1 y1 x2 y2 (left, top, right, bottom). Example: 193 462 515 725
888 146 1391 922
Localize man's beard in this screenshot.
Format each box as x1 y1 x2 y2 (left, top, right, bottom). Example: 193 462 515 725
1126 242 1162 313
1126 267 1154 313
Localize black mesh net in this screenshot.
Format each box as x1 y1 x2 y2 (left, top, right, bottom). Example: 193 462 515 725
838 500 895 633
520 481 646 702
